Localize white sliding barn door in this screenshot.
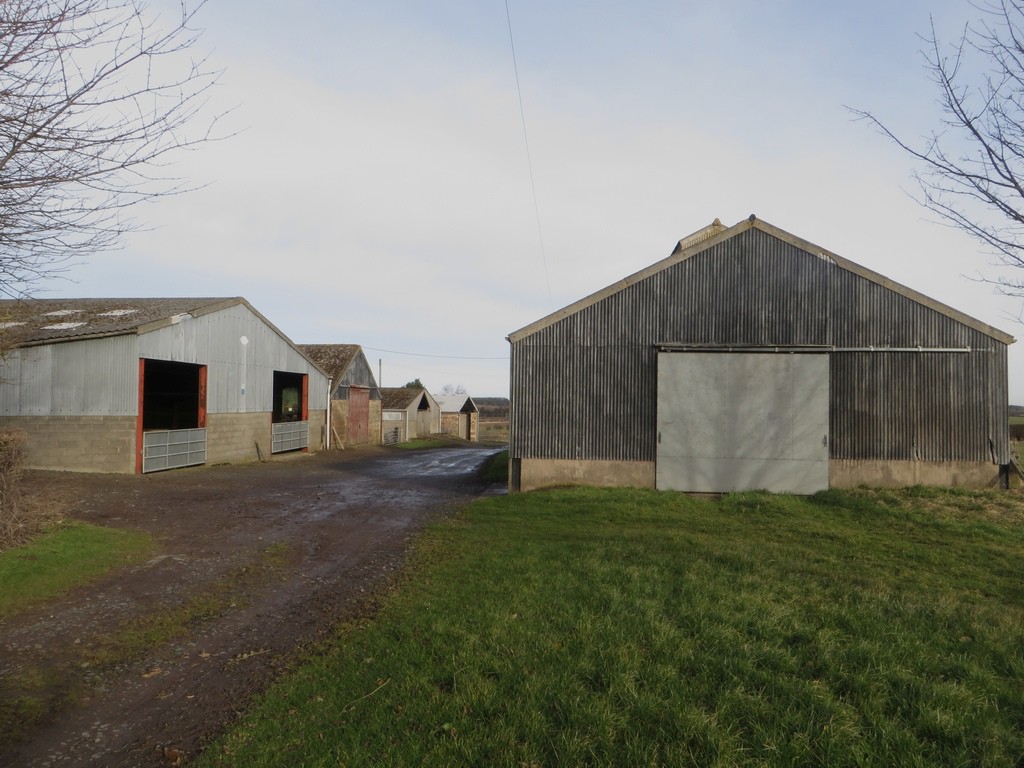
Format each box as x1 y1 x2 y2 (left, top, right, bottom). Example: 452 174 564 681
656 352 829 494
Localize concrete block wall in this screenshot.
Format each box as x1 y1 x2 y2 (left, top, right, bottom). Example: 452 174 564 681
369 401 382 444
0 415 136 473
829 460 1004 490
206 412 274 464
307 409 326 451
440 413 459 436
330 402 381 447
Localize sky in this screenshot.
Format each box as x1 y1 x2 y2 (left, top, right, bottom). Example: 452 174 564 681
42 0 1024 399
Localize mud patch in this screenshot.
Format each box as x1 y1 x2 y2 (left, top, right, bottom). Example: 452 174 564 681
0 444 502 767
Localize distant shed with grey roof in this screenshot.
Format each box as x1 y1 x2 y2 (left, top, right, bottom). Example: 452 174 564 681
299 344 381 447
434 393 479 442
0 297 328 473
380 387 440 444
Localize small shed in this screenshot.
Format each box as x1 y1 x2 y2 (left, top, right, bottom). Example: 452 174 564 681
0 297 329 473
380 388 440 444
434 393 479 441
507 217 1015 494
300 344 381 447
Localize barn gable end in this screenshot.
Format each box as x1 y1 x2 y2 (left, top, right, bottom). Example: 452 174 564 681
507 217 1014 493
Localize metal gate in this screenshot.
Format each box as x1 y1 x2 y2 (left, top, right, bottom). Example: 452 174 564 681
272 421 308 453
142 428 207 473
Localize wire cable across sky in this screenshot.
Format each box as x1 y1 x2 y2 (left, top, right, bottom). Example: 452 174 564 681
363 346 509 361
504 0 552 301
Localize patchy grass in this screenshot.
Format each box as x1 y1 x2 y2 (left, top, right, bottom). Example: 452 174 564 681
0 522 154 620
478 449 508 484
197 487 1024 768
0 541 294 751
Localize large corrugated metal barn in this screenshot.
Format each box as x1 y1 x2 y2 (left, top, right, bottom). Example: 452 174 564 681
507 217 1015 493
0 297 329 474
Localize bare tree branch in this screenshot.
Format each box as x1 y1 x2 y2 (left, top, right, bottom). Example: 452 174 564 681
0 0 225 299
850 1 1024 298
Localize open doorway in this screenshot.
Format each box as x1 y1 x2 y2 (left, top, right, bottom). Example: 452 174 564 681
272 371 309 453
273 371 306 423
141 359 205 429
138 359 207 473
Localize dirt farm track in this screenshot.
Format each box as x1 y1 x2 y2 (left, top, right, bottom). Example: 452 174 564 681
0 442 503 767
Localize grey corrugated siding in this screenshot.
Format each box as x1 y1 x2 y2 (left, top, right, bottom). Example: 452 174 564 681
338 353 377 390
510 228 1010 464
138 303 328 414
0 304 328 418
0 335 138 416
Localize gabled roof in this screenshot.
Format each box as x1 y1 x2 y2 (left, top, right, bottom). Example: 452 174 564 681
380 387 427 410
0 297 254 346
0 296 329 375
506 216 1016 345
299 344 369 384
434 393 478 414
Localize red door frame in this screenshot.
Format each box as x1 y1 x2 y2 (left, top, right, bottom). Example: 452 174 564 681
135 359 145 474
135 359 209 474
198 365 208 427
301 374 309 451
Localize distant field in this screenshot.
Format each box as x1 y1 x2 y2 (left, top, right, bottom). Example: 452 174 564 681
1010 416 1024 425
477 420 508 443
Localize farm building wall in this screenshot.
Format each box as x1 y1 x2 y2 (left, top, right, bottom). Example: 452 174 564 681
205 409 327 463
0 303 329 472
335 352 377 390
440 412 480 441
330 398 381 447
0 415 136 473
369 400 382 443
137 304 329 415
0 336 138 416
509 225 1010 491
381 411 407 444
440 413 463 438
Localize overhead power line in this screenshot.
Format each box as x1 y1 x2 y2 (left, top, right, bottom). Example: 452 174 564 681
363 346 509 361
504 0 552 301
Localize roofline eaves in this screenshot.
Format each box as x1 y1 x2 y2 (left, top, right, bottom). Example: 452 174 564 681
506 217 1016 346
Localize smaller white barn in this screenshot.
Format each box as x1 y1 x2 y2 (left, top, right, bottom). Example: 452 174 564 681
380 388 440 444
0 297 329 473
434 393 479 441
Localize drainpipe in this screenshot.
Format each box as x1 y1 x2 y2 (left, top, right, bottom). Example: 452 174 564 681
326 378 333 450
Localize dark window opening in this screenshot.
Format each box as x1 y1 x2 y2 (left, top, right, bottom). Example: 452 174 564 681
274 371 305 423
417 395 429 411
142 359 203 431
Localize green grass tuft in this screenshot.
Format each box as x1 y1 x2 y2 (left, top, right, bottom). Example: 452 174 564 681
0 522 153 619
478 449 508 484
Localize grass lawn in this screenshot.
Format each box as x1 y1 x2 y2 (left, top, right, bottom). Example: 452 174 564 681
0 522 153 619
198 487 1024 768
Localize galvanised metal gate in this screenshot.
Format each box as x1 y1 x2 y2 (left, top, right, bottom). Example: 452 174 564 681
142 428 207 473
272 421 308 453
